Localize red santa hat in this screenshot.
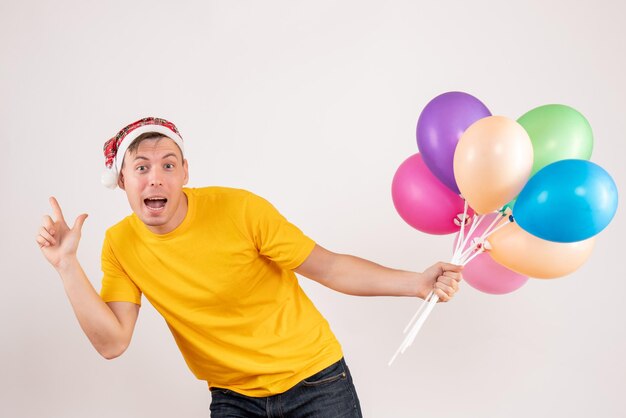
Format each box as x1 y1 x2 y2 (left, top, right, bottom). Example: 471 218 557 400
101 117 184 189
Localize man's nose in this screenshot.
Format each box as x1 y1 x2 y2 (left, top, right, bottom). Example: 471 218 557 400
149 169 163 186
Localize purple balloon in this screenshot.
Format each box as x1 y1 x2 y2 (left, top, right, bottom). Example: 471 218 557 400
416 92 491 194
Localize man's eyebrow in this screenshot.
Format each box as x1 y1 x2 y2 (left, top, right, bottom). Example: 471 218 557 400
132 153 179 161
162 153 179 160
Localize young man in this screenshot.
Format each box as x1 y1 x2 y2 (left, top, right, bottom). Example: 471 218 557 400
36 117 462 417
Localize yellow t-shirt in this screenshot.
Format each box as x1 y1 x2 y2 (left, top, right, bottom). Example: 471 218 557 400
99 187 343 397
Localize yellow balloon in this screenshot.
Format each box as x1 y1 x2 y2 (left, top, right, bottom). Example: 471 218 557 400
487 222 595 279
454 116 533 214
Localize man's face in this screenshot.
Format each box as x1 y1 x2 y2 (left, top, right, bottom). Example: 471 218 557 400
118 137 189 234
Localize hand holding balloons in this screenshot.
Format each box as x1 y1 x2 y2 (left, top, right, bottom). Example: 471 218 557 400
389 92 618 365
395 93 617 280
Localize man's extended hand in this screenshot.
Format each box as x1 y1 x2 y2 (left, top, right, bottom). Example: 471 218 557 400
36 197 88 270
417 262 463 302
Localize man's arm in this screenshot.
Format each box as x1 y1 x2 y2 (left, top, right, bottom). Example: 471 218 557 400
37 197 139 359
294 244 462 301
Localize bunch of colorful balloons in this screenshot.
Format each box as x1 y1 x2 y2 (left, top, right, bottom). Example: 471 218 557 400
389 91 618 364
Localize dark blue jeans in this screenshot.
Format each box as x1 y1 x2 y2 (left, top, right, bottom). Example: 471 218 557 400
209 358 363 417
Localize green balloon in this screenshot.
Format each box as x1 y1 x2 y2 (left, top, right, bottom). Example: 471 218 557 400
502 199 515 212
517 104 593 177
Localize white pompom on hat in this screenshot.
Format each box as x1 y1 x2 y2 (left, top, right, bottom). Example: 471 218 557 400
102 117 184 189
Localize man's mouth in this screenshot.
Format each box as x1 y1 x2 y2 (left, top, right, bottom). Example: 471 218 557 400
144 197 168 211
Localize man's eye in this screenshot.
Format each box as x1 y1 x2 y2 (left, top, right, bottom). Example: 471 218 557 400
136 166 147 171
164 163 174 169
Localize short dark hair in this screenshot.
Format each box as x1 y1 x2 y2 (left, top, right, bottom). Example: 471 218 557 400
127 132 174 154
122 132 184 168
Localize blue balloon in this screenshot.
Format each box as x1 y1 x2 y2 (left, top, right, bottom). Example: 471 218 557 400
514 159 618 243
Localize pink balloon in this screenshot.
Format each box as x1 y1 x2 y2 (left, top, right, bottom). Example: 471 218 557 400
392 153 473 235
453 213 528 294
461 252 528 295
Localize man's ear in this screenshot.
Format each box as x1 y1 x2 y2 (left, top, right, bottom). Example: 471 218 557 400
117 171 126 190
183 159 189 186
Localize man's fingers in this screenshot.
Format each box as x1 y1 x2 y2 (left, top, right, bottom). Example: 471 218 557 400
436 281 455 295
434 288 451 302
72 214 88 232
49 196 66 224
36 235 51 248
439 262 463 272
434 275 462 302
42 215 55 234
434 282 455 302
438 275 459 291
443 270 463 282
38 226 57 245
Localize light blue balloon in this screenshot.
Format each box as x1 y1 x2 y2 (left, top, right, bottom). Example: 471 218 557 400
513 159 618 243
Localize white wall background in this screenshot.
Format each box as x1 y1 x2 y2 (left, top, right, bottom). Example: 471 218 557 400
2 1 624 417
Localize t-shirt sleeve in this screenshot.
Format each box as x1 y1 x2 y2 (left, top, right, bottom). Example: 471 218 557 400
99 232 142 306
246 193 316 270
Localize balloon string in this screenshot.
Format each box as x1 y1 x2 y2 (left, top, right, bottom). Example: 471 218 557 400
453 199 470 257
389 210 514 366
454 213 484 261
481 214 512 241
460 246 484 265
400 294 439 353
457 213 506 264
389 291 435 365
391 209 477 366
482 212 505 239
389 249 455 366
456 213 489 261
402 290 434 334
